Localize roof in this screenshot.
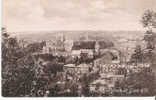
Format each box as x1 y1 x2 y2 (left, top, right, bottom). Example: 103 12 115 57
77 63 90 68
106 74 124 78
91 79 107 85
33 53 57 61
64 64 75 68
72 40 114 50
72 41 96 50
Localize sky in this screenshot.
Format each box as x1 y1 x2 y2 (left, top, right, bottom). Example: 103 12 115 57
2 0 156 32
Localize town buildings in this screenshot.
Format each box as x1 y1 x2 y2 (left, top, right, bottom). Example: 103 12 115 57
71 41 96 58
32 35 154 96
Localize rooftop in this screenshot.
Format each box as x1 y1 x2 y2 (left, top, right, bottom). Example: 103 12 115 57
72 41 96 50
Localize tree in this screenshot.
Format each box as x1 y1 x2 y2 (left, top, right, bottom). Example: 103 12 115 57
130 45 143 64
141 9 156 30
19 39 28 48
2 28 38 97
141 10 156 63
141 10 156 49
115 69 156 96
81 74 90 96
26 41 46 53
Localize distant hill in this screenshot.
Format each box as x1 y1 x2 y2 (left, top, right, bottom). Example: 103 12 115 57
14 30 145 43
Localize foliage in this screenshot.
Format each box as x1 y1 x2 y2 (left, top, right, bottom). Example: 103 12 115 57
2 28 47 97
141 10 156 63
81 74 90 96
130 45 143 64
26 41 46 53
114 69 156 96
80 72 100 96
141 9 156 30
2 28 82 97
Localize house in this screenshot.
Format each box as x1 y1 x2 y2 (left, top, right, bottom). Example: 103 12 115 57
77 63 90 74
64 63 90 74
89 78 115 93
71 41 96 58
71 40 116 59
89 79 107 92
64 64 77 73
89 71 125 94
64 63 91 81
64 64 80 81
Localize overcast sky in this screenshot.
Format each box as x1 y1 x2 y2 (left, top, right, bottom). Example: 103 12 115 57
2 0 156 32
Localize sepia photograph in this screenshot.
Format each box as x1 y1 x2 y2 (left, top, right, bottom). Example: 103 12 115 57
1 0 156 97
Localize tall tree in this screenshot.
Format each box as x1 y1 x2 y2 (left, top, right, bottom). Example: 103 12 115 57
141 9 156 30
2 28 37 97
130 45 143 64
115 69 156 96
141 10 156 63
142 10 156 49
